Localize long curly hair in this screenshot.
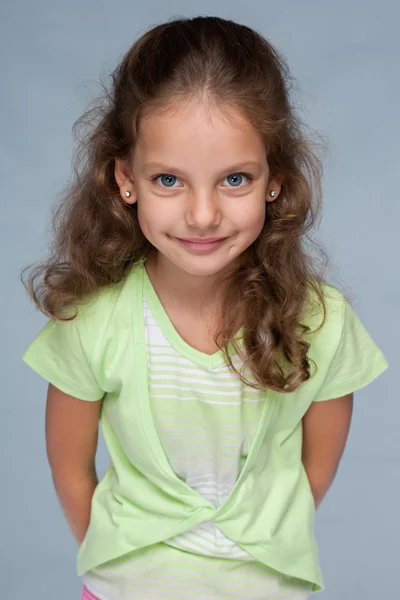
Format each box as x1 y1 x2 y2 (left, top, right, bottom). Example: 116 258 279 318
22 15 333 392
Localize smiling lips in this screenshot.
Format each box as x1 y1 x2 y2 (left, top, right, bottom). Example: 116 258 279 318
177 237 227 243
175 236 229 253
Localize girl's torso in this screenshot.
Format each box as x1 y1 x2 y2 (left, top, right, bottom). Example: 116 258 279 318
82 265 312 600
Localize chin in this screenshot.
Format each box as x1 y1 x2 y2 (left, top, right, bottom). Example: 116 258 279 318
177 256 237 276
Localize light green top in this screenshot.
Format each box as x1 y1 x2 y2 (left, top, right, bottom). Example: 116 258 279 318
22 258 389 593
83 268 313 599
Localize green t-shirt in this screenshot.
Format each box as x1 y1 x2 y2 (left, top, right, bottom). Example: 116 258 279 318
22 259 389 592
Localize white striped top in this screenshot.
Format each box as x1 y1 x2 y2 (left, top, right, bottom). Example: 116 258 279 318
83 270 312 600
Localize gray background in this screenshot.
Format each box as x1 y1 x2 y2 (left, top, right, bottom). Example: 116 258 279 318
1 1 398 598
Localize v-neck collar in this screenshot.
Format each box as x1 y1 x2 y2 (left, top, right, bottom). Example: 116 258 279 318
141 258 244 370
128 259 279 517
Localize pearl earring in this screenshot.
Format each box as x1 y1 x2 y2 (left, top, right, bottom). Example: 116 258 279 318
269 190 276 197
125 191 131 198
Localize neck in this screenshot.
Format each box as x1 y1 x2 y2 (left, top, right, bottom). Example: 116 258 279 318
144 250 229 314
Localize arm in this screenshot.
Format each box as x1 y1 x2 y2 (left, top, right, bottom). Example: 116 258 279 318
45 383 103 544
301 393 353 510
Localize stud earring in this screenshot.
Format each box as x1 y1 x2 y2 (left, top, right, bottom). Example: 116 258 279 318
125 191 131 198
269 190 276 197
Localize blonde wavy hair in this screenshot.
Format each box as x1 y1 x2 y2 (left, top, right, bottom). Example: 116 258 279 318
22 15 334 392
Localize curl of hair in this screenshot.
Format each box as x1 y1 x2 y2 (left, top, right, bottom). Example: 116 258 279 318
22 15 335 392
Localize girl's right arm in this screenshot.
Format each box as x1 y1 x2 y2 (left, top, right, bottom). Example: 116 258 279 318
45 383 103 545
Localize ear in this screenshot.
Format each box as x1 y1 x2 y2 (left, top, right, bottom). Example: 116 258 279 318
266 174 283 202
114 158 137 205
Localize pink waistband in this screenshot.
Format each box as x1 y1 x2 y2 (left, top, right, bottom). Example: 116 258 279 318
81 585 100 600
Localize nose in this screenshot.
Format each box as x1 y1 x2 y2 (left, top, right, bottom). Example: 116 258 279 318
186 189 222 229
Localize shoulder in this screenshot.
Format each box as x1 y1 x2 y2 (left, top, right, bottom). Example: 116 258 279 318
70 262 141 335
301 281 351 367
302 282 389 400
60 263 142 385
303 281 347 333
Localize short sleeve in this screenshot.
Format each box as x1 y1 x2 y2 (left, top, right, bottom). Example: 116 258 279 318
314 298 389 401
22 310 104 401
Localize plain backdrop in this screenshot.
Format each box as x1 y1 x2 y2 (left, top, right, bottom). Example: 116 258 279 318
1 1 398 599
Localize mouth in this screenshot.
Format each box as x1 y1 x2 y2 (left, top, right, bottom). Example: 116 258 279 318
177 237 228 243
174 236 229 253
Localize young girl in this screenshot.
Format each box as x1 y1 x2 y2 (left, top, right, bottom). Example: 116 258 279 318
22 15 388 600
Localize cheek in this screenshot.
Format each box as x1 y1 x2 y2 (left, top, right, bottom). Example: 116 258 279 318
236 202 266 230
137 204 156 239
136 200 175 236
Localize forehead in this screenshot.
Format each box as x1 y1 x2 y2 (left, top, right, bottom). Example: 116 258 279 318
133 99 266 168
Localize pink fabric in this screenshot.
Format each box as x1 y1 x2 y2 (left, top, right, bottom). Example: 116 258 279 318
81 585 100 600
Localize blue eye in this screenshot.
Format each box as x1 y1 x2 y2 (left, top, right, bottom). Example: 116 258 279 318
223 173 250 187
154 174 181 188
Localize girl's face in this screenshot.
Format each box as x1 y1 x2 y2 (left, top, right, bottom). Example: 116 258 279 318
115 99 282 281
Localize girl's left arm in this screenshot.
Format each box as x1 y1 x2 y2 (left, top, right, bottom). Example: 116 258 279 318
301 393 354 510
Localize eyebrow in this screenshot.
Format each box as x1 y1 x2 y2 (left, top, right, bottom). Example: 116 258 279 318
141 161 264 174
